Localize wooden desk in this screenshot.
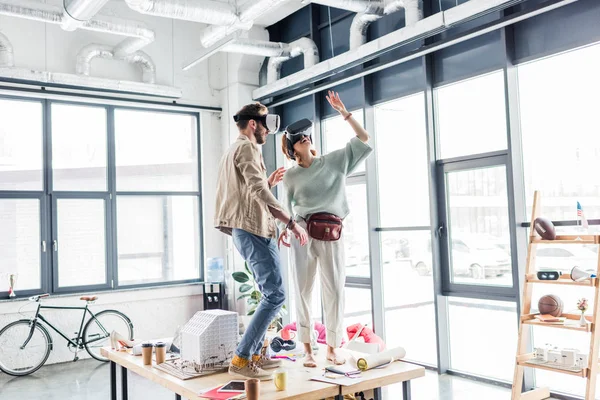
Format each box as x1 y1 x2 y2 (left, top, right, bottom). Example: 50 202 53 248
100 347 339 400
101 347 425 400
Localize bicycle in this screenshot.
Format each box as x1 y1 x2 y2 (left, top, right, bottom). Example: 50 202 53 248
0 293 134 376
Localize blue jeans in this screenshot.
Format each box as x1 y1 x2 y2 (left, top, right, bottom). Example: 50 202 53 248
232 229 286 359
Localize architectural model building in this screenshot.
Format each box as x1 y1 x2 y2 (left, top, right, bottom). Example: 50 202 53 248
180 310 239 369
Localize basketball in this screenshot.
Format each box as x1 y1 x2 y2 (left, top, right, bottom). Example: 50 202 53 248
538 294 563 317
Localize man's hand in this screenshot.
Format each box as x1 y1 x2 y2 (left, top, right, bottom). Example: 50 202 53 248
278 230 290 249
291 224 308 246
268 167 286 188
326 90 348 116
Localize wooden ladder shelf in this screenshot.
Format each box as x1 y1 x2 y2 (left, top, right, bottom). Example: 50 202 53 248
512 190 600 399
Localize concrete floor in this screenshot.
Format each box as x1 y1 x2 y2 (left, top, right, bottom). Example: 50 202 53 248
0 358 551 399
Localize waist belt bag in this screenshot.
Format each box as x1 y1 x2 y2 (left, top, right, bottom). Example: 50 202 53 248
306 213 343 241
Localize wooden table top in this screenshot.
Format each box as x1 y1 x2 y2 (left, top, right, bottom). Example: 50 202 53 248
100 346 339 400
101 346 425 399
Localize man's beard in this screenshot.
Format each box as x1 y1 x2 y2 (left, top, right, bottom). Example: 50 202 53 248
253 125 267 144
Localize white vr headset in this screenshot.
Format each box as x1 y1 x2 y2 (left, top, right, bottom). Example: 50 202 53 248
233 113 281 134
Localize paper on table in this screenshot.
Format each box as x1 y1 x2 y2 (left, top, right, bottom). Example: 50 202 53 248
356 346 406 371
310 373 363 386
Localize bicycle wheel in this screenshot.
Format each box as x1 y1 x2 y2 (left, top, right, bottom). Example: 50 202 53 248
0 319 52 376
83 310 133 362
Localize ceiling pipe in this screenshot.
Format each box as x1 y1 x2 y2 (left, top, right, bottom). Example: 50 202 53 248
0 67 181 97
76 44 157 84
0 0 155 56
61 0 111 31
0 32 14 67
350 0 423 50
312 0 384 14
221 38 292 58
199 0 288 48
123 0 240 25
267 37 319 83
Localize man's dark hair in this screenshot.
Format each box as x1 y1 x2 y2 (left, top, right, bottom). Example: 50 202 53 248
235 103 268 130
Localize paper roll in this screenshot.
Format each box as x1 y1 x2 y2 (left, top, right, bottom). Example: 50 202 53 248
356 346 406 371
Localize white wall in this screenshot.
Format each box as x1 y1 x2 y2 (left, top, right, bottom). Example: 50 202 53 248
0 0 246 364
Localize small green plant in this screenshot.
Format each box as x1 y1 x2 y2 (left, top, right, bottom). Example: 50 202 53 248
233 262 287 330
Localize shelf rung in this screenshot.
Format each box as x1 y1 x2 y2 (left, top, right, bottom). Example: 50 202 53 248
526 273 597 287
520 314 592 332
532 235 600 244
518 354 588 377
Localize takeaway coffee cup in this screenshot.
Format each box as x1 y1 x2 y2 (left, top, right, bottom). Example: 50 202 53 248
141 342 153 365
154 342 167 364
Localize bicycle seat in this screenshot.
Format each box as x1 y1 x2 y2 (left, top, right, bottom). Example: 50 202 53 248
80 296 98 302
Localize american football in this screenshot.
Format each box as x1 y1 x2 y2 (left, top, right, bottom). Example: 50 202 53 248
534 216 556 240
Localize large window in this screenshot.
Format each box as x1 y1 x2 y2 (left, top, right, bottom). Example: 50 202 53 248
517 42 600 398
519 43 600 226
322 110 366 174
448 297 518 382
374 94 437 368
0 97 202 298
0 199 41 291
0 99 44 190
436 71 508 159
115 110 199 192
51 104 107 191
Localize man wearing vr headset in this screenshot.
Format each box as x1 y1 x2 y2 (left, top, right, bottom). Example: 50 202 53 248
278 91 373 368
215 102 308 380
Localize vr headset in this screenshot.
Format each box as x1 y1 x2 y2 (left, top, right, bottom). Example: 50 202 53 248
284 118 313 160
233 113 280 134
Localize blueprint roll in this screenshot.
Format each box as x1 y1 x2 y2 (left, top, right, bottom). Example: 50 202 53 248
356 347 406 371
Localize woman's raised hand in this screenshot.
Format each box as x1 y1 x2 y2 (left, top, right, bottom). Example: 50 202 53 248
326 90 347 115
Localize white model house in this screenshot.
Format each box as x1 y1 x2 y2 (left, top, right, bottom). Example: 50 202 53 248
180 310 239 369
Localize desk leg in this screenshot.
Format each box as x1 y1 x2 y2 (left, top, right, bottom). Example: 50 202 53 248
175 395 182 400
402 380 411 400
121 366 128 400
110 362 117 400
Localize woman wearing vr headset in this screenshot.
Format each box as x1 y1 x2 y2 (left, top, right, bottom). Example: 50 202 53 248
278 91 373 367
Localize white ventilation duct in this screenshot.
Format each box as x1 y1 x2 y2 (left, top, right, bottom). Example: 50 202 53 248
253 13 445 100
199 0 289 48
61 0 111 31
350 0 423 49
0 32 13 67
0 29 176 97
76 44 157 84
0 0 155 56
312 0 384 14
222 39 292 58
124 0 240 25
0 67 181 97
267 38 319 83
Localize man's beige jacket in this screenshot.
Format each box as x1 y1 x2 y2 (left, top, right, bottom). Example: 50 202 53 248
214 135 284 239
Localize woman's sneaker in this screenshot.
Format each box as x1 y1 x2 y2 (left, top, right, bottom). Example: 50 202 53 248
228 361 274 380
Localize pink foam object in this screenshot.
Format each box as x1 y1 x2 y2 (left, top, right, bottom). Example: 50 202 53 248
346 323 386 352
282 322 347 346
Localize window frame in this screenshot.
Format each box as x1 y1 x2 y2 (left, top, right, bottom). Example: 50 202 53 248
436 153 519 300
0 95 204 299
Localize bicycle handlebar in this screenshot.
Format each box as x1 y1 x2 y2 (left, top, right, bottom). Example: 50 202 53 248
28 294 50 302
